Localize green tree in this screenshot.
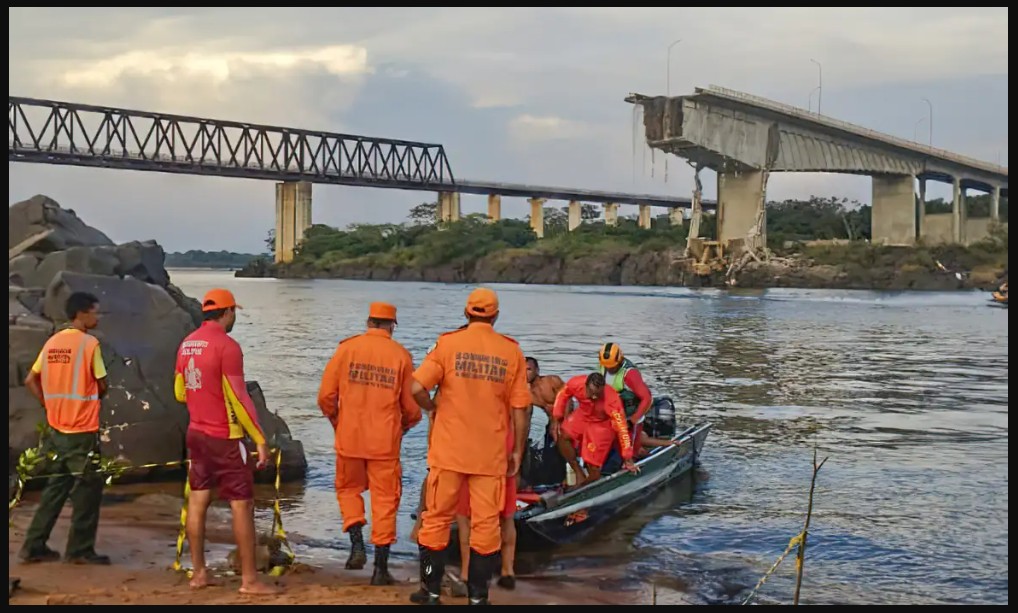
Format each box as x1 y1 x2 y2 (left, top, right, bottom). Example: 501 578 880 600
408 202 438 226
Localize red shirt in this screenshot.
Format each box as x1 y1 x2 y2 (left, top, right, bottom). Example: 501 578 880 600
173 321 266 444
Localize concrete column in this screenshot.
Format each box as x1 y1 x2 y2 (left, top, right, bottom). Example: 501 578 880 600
528 197 546 238
669 208 685 226
274 180 313 264
437 191 461 223
871 174 917 246
959 187 968 245
604 203 619 227
487 194 502 222
568 201 582 231
917 178 926 240
991 185 1000 222
717 169 767 249
638 204 652 229
951 178 962 244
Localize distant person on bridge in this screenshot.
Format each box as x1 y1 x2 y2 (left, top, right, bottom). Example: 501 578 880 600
173 288 279 596
597 342 653 448
317 302 422 586
18 292 109 566
550 373 638 487
409 288 531 606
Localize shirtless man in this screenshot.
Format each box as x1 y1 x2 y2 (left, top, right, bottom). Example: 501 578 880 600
527 357 564 421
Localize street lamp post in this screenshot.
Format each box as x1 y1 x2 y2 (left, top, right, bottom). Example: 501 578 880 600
914 117 926 142
665 38 681 183
921 97 933 148
808 86 821 113
810 58 822 115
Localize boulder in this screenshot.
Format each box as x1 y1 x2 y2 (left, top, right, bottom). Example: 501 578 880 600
8 196 306 484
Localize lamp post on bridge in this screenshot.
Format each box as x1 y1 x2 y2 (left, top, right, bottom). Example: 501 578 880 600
810 58 822 115
808 86 820 113
664 37 682 184
921 97 933 148
914 117 926 143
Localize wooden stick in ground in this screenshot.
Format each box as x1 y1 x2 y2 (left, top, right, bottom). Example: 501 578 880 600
793 443 828 605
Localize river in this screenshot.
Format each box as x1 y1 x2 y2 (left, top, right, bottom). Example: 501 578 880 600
167 269 1009 605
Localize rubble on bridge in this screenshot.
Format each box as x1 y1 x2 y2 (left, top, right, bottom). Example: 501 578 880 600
8 195 307 484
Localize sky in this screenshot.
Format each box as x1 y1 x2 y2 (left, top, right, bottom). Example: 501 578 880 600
8 7 1009 253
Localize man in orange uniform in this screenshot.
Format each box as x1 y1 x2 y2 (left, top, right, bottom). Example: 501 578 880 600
317 302 422 586
409 288 531 606
454 355 565 591
173 289 279 596
18 292 110 565
551 373 638 486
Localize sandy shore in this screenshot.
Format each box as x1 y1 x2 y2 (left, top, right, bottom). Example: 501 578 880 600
8 489 675 605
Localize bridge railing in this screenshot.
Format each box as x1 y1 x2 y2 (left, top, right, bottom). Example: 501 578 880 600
8 96 456 188
701 85 1007 178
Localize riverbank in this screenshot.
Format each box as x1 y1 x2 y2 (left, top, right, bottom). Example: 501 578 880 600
238 240 1007 292
8 488 677 606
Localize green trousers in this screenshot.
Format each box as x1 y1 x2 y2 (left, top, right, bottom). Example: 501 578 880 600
21 430 104 558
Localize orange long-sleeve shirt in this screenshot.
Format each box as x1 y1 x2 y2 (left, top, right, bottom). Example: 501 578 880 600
317 328 422 460
553 375 634 461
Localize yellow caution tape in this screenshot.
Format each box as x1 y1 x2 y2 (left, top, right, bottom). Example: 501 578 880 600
741 531 807 605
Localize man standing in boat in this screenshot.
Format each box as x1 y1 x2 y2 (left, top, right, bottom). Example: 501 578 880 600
597 343 653 448
551 372 638 487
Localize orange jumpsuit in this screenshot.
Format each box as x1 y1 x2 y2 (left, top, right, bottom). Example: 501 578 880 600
415 322 531 555
317 328 421 546
553 375 634 467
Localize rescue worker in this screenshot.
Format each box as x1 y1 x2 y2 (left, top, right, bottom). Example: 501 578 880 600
317 302 422 585
550 372 638 486
597 343 653 450
173 288 279 596
18 292 110 565
409 288 532 606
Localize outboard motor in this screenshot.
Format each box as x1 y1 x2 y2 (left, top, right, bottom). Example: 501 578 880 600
645 397 677 438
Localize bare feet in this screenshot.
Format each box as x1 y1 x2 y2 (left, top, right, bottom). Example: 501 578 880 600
189 569 218 590
239 580 282 596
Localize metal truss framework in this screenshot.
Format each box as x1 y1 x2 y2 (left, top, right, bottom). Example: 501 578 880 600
8 96 456 190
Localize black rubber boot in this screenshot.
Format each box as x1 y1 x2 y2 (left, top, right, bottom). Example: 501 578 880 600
467 550 499 605
409 545 445 605
345 523 367 570
370 544 396 586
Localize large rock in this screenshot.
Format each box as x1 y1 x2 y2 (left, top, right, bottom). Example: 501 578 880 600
8 196 306 485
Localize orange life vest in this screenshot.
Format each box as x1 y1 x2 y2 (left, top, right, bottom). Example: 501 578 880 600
40 329 103 433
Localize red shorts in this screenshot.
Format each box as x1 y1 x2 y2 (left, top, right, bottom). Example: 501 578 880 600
562 413 616 467
186 429 254 501
457 475 517 519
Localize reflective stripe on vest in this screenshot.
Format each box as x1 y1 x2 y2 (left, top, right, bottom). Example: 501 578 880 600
41 332 100 402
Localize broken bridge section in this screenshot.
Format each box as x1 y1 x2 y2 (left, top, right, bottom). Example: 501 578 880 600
627 85 1008 248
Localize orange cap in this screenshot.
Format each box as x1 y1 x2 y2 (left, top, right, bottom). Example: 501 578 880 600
201 288 242 312
465 287 499 318
368 301 398 322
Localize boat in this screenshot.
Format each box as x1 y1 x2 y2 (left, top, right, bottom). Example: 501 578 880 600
513 420 711 549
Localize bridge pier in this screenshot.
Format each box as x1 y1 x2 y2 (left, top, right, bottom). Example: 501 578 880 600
952 178 963 244
568 201 582 231
487 194 502 222
604 203 619 227
638 205 652 230
991 185 1000 221
917 178 927 239
528 198 546 238
871 174 917 246
717 169 766 250
274 180 312 264
438 191 461 222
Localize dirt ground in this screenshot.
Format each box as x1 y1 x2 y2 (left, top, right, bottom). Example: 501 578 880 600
8 491 663 605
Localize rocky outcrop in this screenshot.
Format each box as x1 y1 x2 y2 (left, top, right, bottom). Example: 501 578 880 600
9 195 306 484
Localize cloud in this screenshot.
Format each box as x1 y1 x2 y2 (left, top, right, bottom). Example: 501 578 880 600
508 114 590 142
59 45 370 89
